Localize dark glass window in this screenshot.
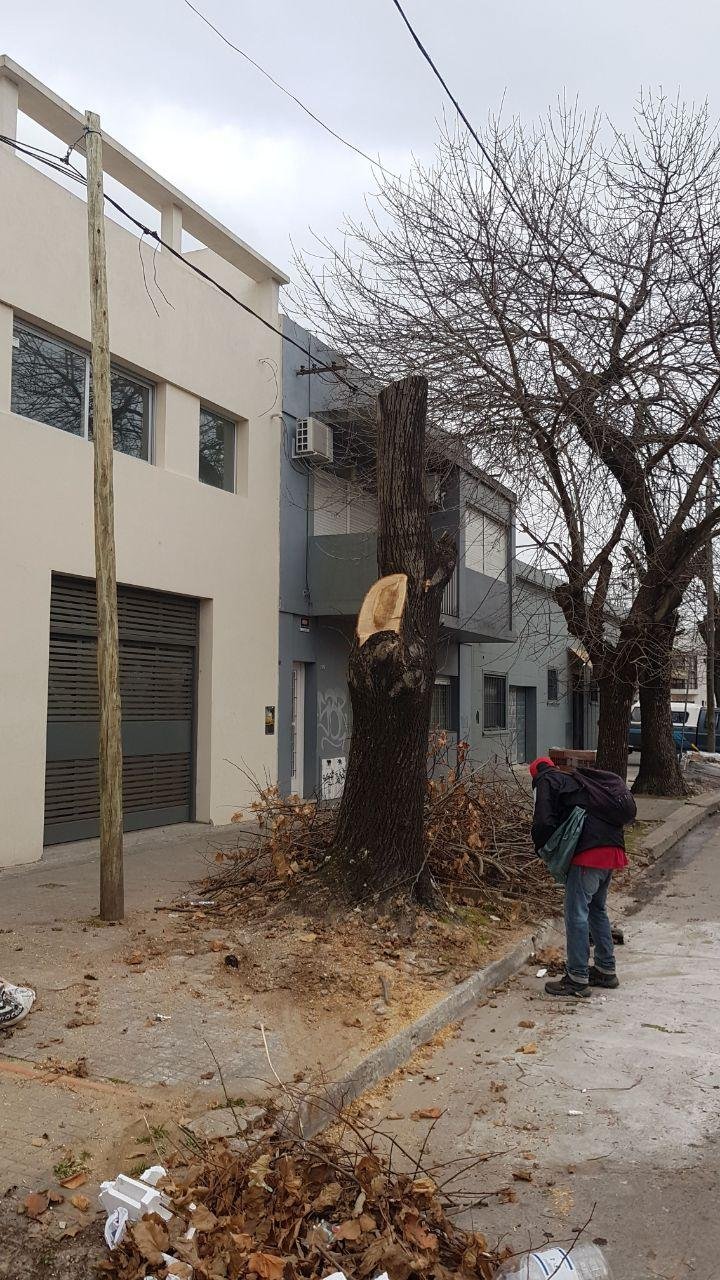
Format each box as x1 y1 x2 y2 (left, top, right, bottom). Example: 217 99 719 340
90 370 153 460
11 326 86 437
430 680 452 730
547 668 559 702
483 674 507 730
199 407 236 491
12 323 153 461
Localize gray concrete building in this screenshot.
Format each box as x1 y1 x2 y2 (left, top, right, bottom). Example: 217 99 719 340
278 319 517 797
469 562 599 766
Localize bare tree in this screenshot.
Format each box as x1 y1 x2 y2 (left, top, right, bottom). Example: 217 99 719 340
297 96 720 794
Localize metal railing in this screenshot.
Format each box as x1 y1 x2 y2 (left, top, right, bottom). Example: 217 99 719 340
442 566 459 617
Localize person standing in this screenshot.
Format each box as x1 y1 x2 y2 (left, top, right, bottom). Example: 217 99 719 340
529 756 636 998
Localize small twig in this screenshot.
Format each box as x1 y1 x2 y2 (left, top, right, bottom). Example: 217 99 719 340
260 1022 303 1136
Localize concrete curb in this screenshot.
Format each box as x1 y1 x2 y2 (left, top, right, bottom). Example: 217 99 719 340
296 917 559 1138
639 787 720 862
293 795 720 1138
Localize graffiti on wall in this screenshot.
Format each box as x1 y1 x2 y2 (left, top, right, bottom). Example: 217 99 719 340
317 689 350 755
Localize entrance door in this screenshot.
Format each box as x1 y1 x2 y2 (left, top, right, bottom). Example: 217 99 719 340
44 574 198 843
290 661 305 796
509 686 534 764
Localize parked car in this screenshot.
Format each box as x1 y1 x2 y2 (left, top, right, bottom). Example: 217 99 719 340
628 702 703 754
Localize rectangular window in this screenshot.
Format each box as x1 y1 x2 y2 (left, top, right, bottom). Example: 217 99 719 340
464 507 508 581
547 667 559 703
199 407 236 491
483 673 507 730
11 322 153 461
312 471 378 535
11 325 87 437
430 678 452 731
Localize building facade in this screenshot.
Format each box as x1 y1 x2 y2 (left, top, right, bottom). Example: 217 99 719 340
278 319 517 797
469 562 598 766
0 57 287 865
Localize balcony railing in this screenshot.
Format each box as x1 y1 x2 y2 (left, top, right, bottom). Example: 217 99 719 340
442 567 459 617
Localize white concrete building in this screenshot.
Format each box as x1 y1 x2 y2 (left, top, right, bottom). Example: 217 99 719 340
0 57 287 866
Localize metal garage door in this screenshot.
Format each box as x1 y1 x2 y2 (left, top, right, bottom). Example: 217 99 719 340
44 574 198 844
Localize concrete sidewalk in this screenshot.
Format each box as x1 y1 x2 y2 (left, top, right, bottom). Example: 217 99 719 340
364 813 720 1280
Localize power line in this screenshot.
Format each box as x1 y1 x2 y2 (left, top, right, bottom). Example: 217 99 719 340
0 131 366 393
182 0 401 182
388 0 524 215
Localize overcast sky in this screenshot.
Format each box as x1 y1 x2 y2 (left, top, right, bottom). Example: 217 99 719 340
4 0 720 282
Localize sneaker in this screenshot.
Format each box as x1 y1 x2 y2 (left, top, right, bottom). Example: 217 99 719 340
589 966 619 989
544 973 592 998
0 983 35 1028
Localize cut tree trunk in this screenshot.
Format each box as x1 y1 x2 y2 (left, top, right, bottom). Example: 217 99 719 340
595 670 635 781
634 622 688 796
330 375 456 904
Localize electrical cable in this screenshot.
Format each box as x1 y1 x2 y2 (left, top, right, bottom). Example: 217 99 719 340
182 0 401 182
388 0 537 220
0 131 368 394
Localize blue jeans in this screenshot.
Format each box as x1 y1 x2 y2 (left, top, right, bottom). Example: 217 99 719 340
564 865 616 984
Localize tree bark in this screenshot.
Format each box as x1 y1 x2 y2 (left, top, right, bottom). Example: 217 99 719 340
330 375 456 904
633 619 688 796
595 670 635 780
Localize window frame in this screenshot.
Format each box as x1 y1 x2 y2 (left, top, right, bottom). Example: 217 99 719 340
430 676 453 732
198 405 237 493
547 667 560 704
483 672 508 732
464 505 508 582
11 319 154 462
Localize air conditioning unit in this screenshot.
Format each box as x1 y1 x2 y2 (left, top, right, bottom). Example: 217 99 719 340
293 417 334 463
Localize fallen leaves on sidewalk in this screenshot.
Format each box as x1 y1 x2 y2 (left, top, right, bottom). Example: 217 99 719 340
102 1121 501 1280
411 1106 443 1121
23 1191 49 1219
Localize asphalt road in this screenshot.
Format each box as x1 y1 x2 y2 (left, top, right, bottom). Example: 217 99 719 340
365 816 720 1280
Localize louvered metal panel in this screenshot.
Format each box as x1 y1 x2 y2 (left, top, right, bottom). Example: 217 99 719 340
44 575 198 844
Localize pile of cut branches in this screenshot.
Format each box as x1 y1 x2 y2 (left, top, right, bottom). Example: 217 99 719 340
102 1120 502 1280
206 743 558 920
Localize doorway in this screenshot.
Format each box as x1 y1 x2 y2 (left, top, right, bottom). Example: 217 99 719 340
290 662 305 796
509 686 537 764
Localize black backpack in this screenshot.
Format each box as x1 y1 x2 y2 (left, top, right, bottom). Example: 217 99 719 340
571 767 637 826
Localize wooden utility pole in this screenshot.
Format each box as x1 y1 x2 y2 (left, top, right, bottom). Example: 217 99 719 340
707 468 716 754
85 110 124 920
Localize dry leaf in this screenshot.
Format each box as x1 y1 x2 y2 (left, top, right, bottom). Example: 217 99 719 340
248 1251 287 1280
360 1237 414 1280
24 1191 49 1219
59 1172 87 1190
61 1222 83 1238
190 1202 218 1232
518 1020 536 1029
333 1217 363 1241
411 1106 443 1121
210 940 225 952
402 1212 438 1251
69 1193 90 1212
47 1190 64 1205
517 1042 538 1055
132 1216 169 1264
499 1187 518 1204
512 1169 534 1183
312 1181 342 1211
296 932 317 943
124 951 144 966
411 1176 436 1197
